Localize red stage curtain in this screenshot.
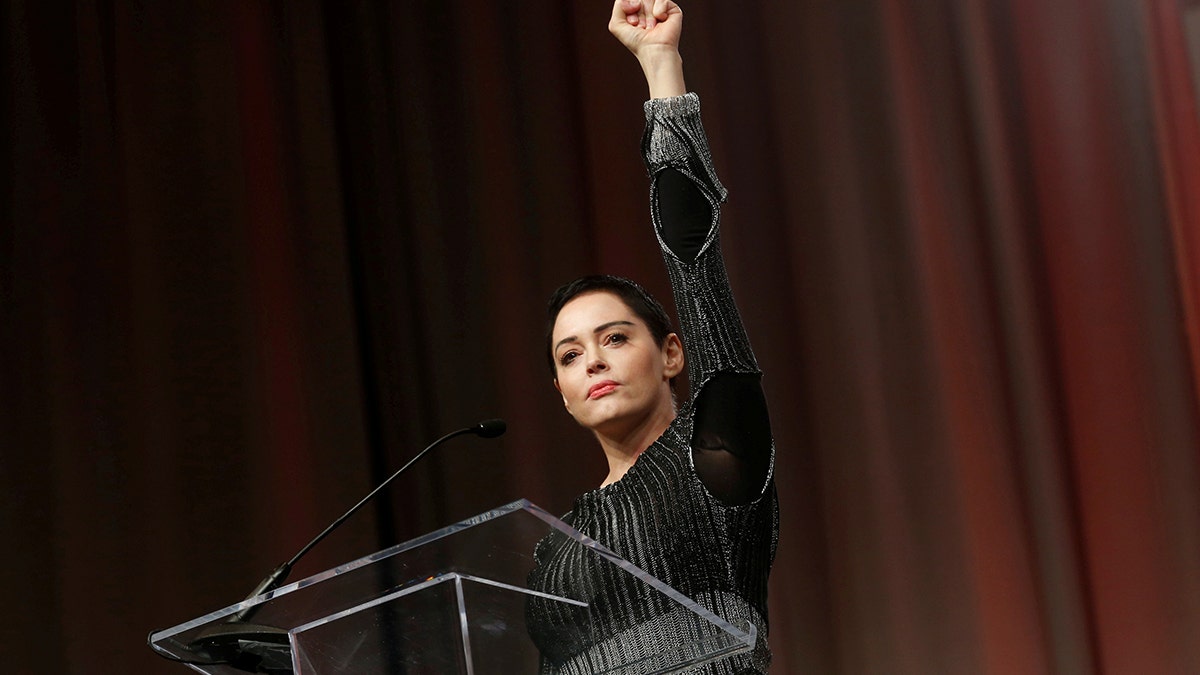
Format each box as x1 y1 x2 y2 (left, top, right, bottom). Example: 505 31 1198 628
4 1 1199 672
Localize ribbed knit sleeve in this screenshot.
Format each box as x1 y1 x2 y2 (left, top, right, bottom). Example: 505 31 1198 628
642 94 760 398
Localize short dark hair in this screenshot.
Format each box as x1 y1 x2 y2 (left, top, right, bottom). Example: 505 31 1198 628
545 275 676 378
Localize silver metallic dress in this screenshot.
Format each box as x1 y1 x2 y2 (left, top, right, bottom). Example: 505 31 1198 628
528 93 779 675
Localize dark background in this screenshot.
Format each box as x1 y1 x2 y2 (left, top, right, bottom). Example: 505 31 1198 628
5 0 1200 672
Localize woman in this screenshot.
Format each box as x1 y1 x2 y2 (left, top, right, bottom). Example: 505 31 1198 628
528 1 778 673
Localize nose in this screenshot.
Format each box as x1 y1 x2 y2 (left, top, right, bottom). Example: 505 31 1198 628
586 355 608 374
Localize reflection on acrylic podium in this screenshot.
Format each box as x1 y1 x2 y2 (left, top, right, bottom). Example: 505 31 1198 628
149 500 755 674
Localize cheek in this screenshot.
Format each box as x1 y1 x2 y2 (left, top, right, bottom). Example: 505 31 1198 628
558 372 584 400
641 350 667 376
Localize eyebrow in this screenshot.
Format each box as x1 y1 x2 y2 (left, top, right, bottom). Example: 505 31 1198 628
554 320 636 354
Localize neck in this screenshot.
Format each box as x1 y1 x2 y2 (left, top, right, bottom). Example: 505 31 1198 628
594 403 676 487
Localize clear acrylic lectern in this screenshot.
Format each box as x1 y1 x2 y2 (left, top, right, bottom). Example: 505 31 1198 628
149 500 756 674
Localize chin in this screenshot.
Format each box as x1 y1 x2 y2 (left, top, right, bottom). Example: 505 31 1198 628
585 407 649 436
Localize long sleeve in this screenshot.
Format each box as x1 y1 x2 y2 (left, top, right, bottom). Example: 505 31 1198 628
642 94 772 505
642 93 759 392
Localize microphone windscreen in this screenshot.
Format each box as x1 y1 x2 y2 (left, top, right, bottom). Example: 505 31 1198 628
475 419 507 438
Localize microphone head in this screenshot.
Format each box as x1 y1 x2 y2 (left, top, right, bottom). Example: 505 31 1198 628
474 419 507 438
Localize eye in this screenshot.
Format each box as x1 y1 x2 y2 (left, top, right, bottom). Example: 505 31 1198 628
606 333 628 346
559 350 579 366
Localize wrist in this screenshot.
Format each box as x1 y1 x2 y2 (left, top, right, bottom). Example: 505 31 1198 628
638 49 686 99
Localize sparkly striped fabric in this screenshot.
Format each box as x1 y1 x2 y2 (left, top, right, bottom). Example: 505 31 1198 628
528 94 778 674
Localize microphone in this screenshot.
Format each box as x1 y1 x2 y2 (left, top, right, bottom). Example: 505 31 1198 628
474 418 507 438
173 419 507 672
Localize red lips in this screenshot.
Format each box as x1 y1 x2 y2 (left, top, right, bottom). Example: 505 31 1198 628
587 380 619 400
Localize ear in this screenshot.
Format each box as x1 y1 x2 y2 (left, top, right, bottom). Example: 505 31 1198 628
661 333 684 379
554 378 571 412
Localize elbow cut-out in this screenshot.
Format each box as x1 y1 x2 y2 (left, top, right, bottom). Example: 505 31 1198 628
690 372 772 505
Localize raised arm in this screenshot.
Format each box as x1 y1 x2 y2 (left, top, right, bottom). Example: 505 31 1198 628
612 1 774 505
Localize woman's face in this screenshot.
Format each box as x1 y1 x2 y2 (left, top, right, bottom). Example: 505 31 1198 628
551 291 683 437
